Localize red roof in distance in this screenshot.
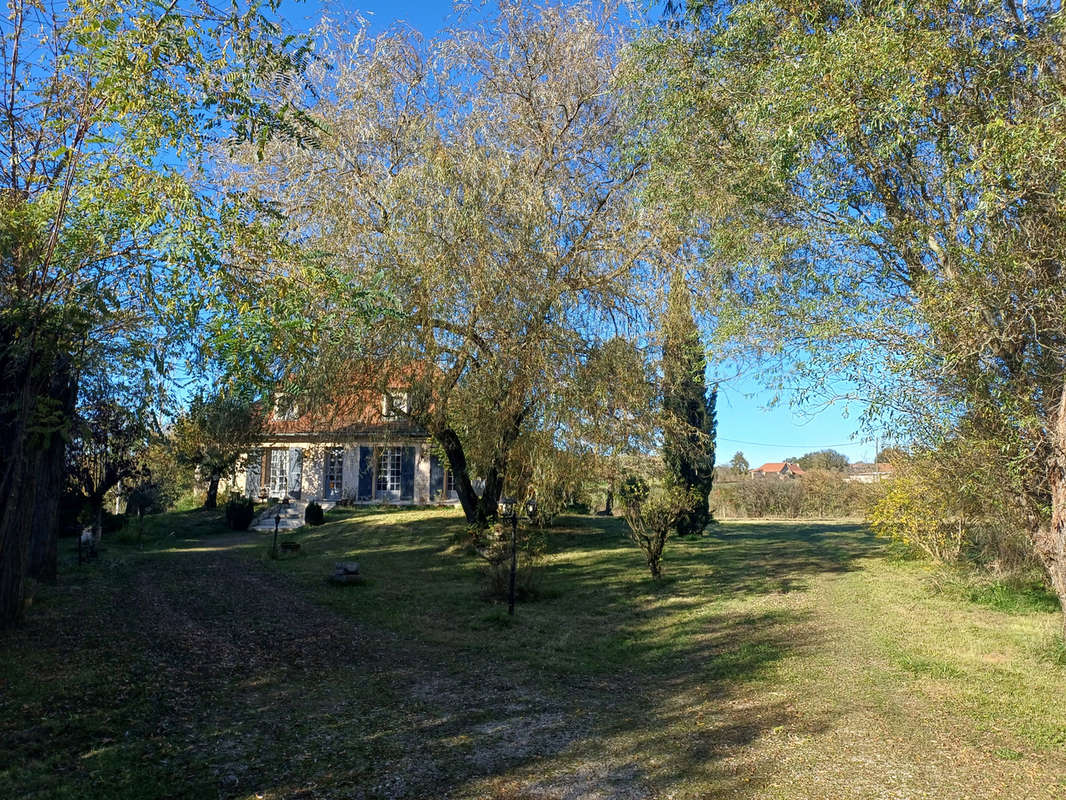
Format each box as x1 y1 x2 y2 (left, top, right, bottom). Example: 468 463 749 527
751 462 806 475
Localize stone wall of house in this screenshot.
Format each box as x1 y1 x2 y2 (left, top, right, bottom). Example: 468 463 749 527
303 446 324 499
235 440 444 505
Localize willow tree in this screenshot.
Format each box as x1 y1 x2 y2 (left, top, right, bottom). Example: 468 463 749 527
224 2 678 525
630 1 1066 633
0 0 310 624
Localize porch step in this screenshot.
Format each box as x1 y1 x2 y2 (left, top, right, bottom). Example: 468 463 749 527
251 499 336 532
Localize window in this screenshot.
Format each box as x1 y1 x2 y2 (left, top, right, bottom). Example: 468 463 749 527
269 449 288 494
325 448 344 499
382 391 408 420
445 468 455 495
273 395 299 421
376 447 402 494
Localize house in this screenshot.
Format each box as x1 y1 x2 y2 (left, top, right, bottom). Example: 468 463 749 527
845 462 895 483
749 462 806 479
229 390 460 505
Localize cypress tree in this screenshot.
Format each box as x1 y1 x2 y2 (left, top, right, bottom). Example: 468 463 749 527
662 270 717 537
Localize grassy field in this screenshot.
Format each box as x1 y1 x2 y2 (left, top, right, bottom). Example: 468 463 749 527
1 506 1064 799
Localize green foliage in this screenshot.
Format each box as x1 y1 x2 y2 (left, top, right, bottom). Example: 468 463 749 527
619 477 696 577
171 391 263 507
876 447 908 464
136 438 193 511
66 379 150 534
224 497 256 531
629 0 1066 631
224 3 678 527
869 470 964 563
619 475 650 507
868 438 1033 567
304 501 325 526
791 450 849 472
729 451 749 474
713 472 876 519
0 0 313 625
661 271 717 537
507 439 593 529
470 523 546 602
124 478 168 518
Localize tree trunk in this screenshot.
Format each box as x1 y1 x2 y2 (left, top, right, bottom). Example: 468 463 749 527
476 463 505 525
1040 382 1066 641
0 440 37 626
433 405 527 527
647 551 662 578
434 427 490 525
0 330 73 625
27 357 76 584
27 437 65 584
204 472 221 509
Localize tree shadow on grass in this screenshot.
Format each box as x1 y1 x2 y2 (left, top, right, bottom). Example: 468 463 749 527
437 604 828 800
700 520 886 596
6 510 856 799
548 516 884 597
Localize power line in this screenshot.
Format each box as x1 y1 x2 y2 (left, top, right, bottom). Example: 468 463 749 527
716 436 864 449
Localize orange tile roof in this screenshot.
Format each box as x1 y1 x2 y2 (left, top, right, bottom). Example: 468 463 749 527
752 462 805 475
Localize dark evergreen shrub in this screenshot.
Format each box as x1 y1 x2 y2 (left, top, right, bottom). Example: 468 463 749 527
304 500 325 526
100 510 128 533
225 496 256 530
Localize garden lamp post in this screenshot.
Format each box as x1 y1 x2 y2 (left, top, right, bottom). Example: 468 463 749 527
498 496 517 615
272 512 281 559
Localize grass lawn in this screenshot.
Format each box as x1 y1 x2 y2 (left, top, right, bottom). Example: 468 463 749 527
1 506 1064 799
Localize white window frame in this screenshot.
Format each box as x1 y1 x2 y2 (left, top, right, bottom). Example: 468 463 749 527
376 447 402 495
269 449 289 495
273 395 299 421
382 391 409 420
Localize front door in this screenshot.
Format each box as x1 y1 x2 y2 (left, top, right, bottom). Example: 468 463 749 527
324 448 344 500
376 446 402 501
269 449 289 497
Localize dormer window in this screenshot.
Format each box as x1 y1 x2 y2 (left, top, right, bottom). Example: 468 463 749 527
273 395 299 421
382 391 408 420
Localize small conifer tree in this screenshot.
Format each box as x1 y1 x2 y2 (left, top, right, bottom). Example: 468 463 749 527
661 270 717 536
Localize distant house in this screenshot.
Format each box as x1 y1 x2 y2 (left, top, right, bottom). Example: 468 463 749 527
750 462 806 479
845 463 895 483
228 389 460 506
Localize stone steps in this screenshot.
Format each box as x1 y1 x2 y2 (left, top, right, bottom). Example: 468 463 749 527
251 499 336 532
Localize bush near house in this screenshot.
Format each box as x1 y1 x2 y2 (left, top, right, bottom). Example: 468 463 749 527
224 497 256 531
304 501 325 526
467 522 545 601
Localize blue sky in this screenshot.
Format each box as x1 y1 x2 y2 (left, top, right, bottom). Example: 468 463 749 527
281 0 463 34
274 0 881 467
